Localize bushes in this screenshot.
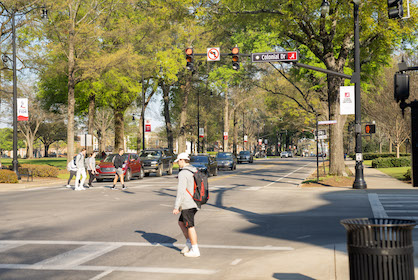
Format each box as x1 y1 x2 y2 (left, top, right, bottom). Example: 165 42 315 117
0 170 18 183
404 169 411 181
372 157 411 168
18 164 59 178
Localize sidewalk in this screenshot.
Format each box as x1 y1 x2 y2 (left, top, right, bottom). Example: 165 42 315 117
223 159 417 280
0 177 67 192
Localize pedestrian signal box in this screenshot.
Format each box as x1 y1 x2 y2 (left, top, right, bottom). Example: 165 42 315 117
365 124 376 134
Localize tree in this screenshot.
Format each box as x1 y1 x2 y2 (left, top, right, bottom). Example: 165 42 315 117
43 0 115 161
37 120 67 157
207 0 418 175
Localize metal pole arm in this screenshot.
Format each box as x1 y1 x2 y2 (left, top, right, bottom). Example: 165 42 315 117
290 62 352 80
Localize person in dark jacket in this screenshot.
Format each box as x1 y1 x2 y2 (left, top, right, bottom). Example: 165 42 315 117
111 148 126 190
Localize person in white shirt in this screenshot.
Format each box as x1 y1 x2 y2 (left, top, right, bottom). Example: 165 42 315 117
74 148 87 191
86 151 97 188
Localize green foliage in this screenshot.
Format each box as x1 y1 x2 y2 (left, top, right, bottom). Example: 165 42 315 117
349 153 410 160
0 128 13 152
372 157 411 168
0 170 18 184
19 164 59 178
404 169 411 181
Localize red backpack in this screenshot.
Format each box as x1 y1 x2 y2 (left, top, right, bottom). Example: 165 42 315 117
185 169 209 206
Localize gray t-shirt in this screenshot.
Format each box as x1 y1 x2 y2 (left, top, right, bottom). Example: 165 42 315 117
174 165 199 211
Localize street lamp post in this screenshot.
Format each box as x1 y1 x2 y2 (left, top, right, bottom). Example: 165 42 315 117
1 3 48 178
11 10 19 177
352 0 367 189
320 0 366 189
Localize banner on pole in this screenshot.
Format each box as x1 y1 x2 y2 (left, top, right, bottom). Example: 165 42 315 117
17 98 28 121
340 86 355 115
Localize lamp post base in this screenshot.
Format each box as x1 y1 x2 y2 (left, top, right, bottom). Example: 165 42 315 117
353 162 367 189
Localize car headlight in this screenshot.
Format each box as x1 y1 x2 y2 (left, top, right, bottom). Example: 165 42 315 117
151 161 158 166
95 165 100 169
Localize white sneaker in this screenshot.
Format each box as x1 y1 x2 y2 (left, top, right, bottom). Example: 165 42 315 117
184 249 200 258
181 246 191 254
74 188 82 191
65 185 71 188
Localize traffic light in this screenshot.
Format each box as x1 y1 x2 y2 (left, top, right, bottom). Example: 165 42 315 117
388 0 404 19
365 124 376 134
231 47 240 71
394 73 410 102
185 48 194 71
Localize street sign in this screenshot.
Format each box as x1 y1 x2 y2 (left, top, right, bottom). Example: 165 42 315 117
365 124 376 134
207 47 220 61
317 130 327 136
223 132 228 140
251 51 298 63
318 120 337 125
199 128 204 138
340 86 355 115
315 135 328 140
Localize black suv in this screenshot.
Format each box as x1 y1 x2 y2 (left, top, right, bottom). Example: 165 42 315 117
139 149 174 177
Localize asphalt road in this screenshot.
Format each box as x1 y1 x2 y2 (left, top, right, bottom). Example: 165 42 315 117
0 157 374 280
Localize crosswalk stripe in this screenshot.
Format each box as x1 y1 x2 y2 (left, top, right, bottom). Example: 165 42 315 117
0 264 218 275
0 243 25 253
34 244 121 267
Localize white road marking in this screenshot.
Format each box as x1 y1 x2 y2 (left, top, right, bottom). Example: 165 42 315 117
230 258 242 265
264 162 313 188
296 235 311 240
367 193 388 218
0 264 218 275
0 240 294 251
243 187 262 191
89 269 114 280
35 244 122 267
386 210 418 213
0 243 24 253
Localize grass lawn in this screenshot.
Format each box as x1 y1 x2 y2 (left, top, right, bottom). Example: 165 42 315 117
363 160 372 167
1 158 68 170
378 166 410 181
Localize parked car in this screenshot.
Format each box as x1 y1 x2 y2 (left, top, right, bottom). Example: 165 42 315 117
95 153 144 182
216 152 237 170
190 154 218 176
237 151 253 164
140 149 173 177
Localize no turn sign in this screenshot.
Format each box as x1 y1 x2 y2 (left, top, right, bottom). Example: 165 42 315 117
207 47 220 61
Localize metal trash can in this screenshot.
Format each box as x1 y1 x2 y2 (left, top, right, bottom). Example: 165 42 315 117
341 218 416 280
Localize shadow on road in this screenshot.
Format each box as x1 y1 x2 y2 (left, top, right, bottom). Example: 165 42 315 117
135 230 181 252
273 273 315 280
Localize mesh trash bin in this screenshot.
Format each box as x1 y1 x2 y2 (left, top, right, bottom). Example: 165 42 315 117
341 218 416 280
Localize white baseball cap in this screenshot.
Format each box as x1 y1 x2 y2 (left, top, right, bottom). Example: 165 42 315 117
174 152 190 162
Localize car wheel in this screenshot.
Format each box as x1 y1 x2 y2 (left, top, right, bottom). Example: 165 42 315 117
125 169 132 181
167 163 173 175
139 167 144 179
144 173 150 177
213 167 218 176
156 165 163 177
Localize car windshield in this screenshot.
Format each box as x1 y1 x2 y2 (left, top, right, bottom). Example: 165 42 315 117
216 153 232 159
139 150 162 158
104 154 128 162
190 156 208 163
239 151 250 155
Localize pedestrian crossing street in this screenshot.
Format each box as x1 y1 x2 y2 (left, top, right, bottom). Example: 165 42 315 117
368 193 418 222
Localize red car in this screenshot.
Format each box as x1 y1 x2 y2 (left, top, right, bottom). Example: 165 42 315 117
95 153 144 182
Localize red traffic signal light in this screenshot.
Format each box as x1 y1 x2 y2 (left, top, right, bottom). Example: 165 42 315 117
231 47 240 70
185 48 194 71
365 124 376 134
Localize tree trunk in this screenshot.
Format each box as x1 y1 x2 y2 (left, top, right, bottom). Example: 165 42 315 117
88 92 95 153
379 142 382 154
67 28 76 162
114 109 125 151
327 74 346 176
162 83 174 154
178 73 191 153
44 144 50 157
396 144 400 158
389 139 393 153
223 91 229 152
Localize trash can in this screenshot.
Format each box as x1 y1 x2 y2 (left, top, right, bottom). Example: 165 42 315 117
341 218 416 280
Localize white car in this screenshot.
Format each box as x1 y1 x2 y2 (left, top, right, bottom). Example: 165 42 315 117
280 151 289 158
